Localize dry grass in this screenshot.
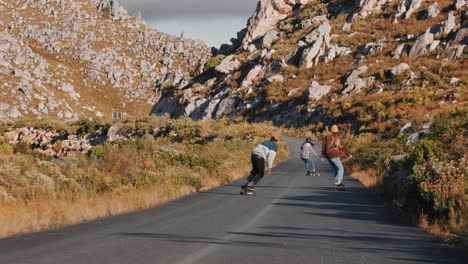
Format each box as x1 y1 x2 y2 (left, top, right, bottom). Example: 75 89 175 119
0 118 289 238
0 185 193 238
349 167 381 188
419 213 464 244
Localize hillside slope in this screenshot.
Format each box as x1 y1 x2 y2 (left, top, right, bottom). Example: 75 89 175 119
0 0 211 121
154 0 466 127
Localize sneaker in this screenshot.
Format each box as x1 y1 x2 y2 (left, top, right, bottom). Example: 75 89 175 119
306 171 311 176
337 183 345 187
334 184 346 191
242 183 252 190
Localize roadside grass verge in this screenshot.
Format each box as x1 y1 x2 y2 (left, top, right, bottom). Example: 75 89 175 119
0 117 288 238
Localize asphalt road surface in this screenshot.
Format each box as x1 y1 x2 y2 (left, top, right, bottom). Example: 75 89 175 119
0 136 465 264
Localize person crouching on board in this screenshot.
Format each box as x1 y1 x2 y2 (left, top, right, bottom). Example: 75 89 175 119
242 134 279 191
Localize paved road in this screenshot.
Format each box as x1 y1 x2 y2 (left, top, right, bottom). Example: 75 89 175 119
0 137 465 264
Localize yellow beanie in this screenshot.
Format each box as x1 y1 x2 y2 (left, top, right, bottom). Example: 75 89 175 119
331 125 339 133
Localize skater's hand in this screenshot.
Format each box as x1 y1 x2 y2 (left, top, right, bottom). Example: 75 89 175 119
349 154 353 159
266 168 272 176
320 156 325 161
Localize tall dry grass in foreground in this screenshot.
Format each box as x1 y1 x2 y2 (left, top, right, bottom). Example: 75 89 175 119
0 117 288 238
0 185 193 238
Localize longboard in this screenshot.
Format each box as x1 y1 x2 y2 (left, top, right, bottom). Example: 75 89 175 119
240 189 256 195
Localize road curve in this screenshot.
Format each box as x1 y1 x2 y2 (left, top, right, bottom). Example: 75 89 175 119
0 136 465 264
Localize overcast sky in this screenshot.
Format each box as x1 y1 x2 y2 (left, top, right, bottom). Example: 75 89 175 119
119 0 258 47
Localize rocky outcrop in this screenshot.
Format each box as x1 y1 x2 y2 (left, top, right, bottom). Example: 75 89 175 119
357 41 384 55
421 2 440 20
242 65 264 87
305 81 332 100
390 63 410 76
455 0 468 10
215 55 242 74
0 0 211 121
392 43 410 59
242 0 313 48
440 24 467 60
261 30 279 48
2 128 100 157
409 29 435 57
342 66 375 97
393 0 424 21
351 0 394 20
298 21 332 68
96 0 128 20
431 12 456 37
139 0 466 127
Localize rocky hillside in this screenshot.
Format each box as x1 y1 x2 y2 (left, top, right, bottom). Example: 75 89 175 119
153 0 466 128
0 0 211 121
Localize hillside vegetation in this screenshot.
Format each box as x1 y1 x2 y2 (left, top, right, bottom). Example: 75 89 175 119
0 117 287 238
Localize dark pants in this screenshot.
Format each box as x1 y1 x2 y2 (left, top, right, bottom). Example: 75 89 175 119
246 154 265 185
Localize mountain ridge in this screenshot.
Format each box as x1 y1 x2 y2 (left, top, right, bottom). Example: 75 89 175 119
0 0 211 121
153 0 466 129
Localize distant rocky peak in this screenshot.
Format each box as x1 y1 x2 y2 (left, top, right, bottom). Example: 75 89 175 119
95 0 128 20
241 0 314 48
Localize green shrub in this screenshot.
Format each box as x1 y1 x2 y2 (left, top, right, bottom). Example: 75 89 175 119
102 6 111 19
14 142 31 154
296 2 328 22
408 139 441 181
203 56 225 72
0 144 13 155
162 82 175 95
178 173 202 191
87 145 107 159
412 157 467 224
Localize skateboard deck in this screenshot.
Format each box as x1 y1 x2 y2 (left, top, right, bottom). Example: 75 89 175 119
334 186 346 191
240 188 256 195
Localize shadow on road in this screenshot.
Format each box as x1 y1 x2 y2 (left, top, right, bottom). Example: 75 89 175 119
113 232 282 248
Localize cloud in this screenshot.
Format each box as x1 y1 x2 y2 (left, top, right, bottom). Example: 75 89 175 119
118 0 258 19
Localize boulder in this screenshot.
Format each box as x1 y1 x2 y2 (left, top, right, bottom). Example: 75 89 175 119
299 21 332 68
400 122 414 134
390 63 410 76
341 66 375 96
440 45 466 61
266 75 284 83
431 12 456 37
305 81 332 100
393 0 424 20
409 30 434 58
262 30 279 48
357 41 384 55
352 0 394 19
455 0 468 10
242 65 264 88
421 2 440 20
215 55 241 74
392 43 409 59
368 85 384 95
301 15 328 29
96 0 128 20
242 0 313 47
